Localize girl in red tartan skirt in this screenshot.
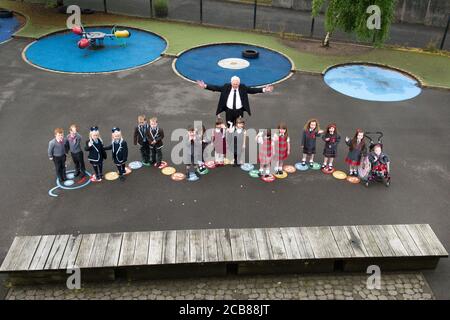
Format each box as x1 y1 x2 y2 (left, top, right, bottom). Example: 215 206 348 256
344 128 367 176
273 122 290 175
256 129 273 177
212 118 227 166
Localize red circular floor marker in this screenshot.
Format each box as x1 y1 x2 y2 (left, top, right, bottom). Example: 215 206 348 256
261 174 276 183
321 167 336 174
205 161 216 169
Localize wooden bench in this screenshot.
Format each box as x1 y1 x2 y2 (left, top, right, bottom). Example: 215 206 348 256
0 224 447 284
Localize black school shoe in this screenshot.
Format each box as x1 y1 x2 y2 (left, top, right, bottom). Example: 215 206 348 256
309 162 314 168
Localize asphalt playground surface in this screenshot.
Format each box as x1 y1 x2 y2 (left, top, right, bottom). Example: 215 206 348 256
0 38 449 299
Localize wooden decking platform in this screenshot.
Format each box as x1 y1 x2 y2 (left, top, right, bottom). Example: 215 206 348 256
0 224 447 284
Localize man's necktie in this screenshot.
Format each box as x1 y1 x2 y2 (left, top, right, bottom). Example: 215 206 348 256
233 89 237 110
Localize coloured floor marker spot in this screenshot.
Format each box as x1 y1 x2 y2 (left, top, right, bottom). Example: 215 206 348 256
224 158 232 165
156 161 168 169
261 174 276 182
249 169 260 178
162 167 176 175
241 163 254 172
50 169 92 197
63 180 75 187
322 167 336 174
24 27 167 73
66 173 75 179
142 162 151 167
347 176 361 184
283 165 296 173
274 171 288 179
174 43 292 86
129 161 143 169
197 168 209 175
105 172 119 181
332 170 347 180
205 161 216 169
124 167 132 175
295 162 309 171
311 162 321 170
324 64 421 102
171 172 185 181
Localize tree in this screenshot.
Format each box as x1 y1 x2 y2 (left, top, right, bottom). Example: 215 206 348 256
312 0 396 47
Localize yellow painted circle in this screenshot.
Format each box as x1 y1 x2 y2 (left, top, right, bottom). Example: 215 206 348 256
162 167 176 175
274 171 288 179
332 170 347 180
224 158 232 165
105 172 119 181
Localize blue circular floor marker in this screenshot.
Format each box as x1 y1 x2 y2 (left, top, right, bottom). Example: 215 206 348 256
324 64 422 102
174 44 293 86
0 14 21 43
241 163 254 172
24 27 167 73
295 162 309 171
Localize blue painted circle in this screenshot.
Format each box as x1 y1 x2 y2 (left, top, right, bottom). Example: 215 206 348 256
56 170 91 190
24 27 167 73
241 163 254 172
0 15 21 43
324 64 421 102
175 44 292 86
295 163 309 171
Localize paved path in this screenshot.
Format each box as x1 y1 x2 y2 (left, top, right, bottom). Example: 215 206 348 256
0 38 449 298
5 272 434 300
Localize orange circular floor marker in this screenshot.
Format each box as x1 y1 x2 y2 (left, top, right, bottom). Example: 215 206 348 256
171 172 186 181
347 176 361 184
283 165 296 173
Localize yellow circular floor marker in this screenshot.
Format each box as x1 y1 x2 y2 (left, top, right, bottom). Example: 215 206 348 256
274 171 288 179
162 167 176 175
105 172 119 181
332 170 347 180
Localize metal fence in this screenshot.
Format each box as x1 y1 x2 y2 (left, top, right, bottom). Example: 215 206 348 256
62 0 450 51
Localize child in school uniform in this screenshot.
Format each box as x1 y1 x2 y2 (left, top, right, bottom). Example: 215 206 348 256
85 126 107 182
256 129 273 177
198 124 210 173
48 128 68 182
321 123 341 172
133 115 150 166
213 118 227 166
273 122 290 175
148 117 164 167
184 126 203 178
226 117 246 167
105 127 128 181
66 124 86 178
301 119 324 167
345 129 367 177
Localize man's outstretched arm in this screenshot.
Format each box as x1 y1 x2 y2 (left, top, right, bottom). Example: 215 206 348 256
246 84 274 94
197 80 222 92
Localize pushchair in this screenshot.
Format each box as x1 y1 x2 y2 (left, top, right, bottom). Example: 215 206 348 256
360 132 391 187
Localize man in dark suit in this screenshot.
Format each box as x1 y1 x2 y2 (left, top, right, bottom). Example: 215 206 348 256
197 76 273 126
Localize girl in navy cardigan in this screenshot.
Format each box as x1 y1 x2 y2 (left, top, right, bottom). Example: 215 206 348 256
301 119 324 167
105 127 129 181
85 126 107 182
